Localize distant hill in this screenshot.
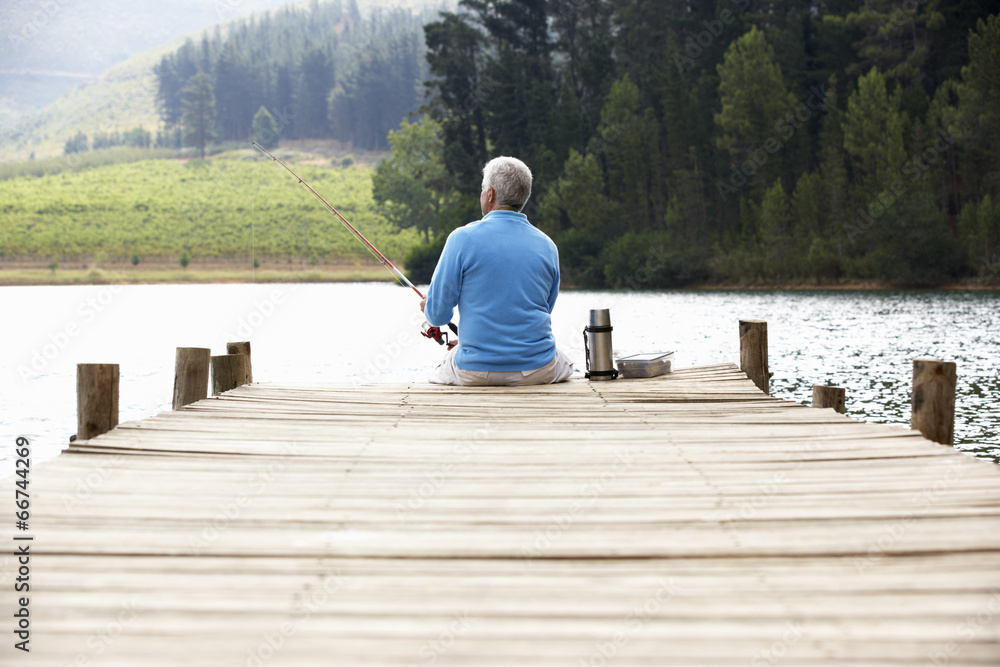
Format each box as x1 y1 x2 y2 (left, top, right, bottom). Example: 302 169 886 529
0 0 451 161
0 0 295 128
1 42 175 162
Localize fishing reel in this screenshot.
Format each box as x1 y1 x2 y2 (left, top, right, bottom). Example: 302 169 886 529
422 322 459 350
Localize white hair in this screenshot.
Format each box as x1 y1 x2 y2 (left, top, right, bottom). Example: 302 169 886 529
482 156 533 212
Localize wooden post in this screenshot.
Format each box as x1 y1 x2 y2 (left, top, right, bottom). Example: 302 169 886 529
739 319 769 395
77 363 119 441
226 341 253 384
812 385 846 414
212 354 248 396
173 347 211 410
911 358 957 445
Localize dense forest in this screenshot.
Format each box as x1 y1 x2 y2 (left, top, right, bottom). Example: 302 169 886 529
153 0 432 151
376 0 1000 287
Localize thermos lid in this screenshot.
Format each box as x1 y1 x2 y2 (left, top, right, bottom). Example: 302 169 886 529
589 308 611 327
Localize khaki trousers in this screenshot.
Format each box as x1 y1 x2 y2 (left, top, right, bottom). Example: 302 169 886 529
429 348 574 386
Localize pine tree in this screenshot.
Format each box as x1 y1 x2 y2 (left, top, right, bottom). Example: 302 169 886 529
298 47 334 139
757 178 792 279
956 14 1000 202
791 171 833 279
597 75 661 235
840 0 945 83
64 131 89 155
550 0 615 138
155 40 200 129
181 73 216 159
958 196 1000 283
424 12 489 197
715 27 797 200
214 40 254 141
537 148 617 287
274 66 297 139
462 0 559 183
843 67 907 194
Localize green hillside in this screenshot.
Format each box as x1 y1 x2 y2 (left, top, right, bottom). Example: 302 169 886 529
0 150 420 268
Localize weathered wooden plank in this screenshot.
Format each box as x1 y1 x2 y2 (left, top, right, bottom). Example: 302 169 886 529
3 362 999 666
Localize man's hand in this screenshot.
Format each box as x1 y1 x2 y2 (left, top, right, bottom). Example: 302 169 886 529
420 297 427 313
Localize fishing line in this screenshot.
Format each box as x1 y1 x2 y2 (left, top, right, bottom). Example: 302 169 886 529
251 144 256 283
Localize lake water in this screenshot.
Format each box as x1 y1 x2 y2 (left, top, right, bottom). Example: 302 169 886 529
2 283 997 474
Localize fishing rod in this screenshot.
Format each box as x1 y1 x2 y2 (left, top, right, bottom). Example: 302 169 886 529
250 141 456 349
252 141 421 296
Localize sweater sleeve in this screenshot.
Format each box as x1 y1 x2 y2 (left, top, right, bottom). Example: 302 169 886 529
424 230 463 327
546 243 560 313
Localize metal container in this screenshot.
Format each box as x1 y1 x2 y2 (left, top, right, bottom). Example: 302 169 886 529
616 352 675 378
584 308 618 381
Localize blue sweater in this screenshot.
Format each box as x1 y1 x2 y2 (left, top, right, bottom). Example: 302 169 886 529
424 210 560 371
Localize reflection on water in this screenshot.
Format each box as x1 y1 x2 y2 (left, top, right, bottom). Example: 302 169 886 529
1 284 997 471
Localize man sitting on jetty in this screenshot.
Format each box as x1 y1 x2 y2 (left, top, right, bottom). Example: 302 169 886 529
420 156 573 386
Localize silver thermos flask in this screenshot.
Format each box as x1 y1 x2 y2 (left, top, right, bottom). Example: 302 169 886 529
584 308 618 380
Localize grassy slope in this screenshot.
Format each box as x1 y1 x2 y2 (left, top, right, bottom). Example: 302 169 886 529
0 150 420 272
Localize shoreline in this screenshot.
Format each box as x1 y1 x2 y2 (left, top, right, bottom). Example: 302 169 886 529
679 281 1000 291
561 279 1000 291
0 266 996 291
0 265 398 286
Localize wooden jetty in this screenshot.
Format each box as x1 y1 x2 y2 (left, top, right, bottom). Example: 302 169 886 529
5 363 1000 665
